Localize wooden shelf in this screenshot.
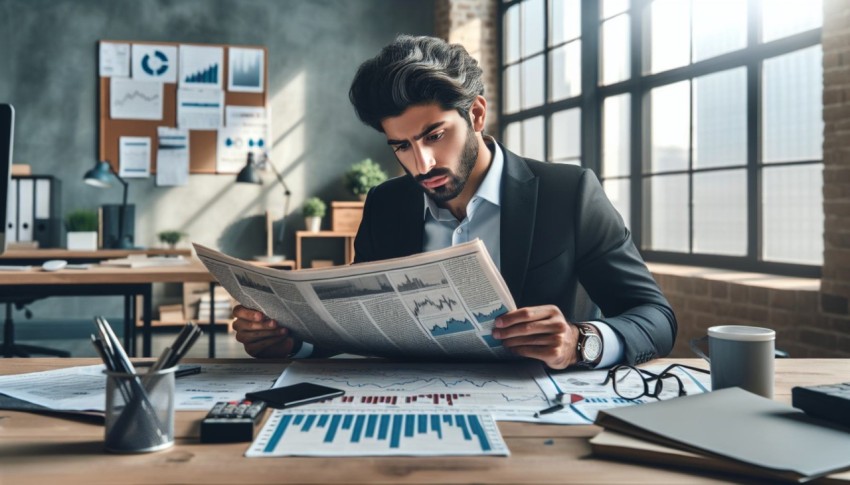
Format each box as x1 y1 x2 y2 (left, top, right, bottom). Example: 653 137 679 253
295 231 356 269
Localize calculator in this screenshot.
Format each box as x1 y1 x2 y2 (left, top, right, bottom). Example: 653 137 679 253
792 382 850 428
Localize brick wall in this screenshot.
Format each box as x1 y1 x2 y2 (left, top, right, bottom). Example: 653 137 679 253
434 0 500 134
820 0 850 356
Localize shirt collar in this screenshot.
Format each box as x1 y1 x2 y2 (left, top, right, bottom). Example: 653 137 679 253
422 136 504 221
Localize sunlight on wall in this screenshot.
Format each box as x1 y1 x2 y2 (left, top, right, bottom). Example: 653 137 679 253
136 70 308 252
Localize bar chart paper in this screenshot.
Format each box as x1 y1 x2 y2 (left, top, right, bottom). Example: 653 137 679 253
246 408 509 457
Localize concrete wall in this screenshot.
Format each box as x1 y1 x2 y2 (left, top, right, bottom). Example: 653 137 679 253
1 0 434 319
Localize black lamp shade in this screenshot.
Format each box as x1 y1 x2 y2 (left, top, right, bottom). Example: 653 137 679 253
84 160 113 188
236 159 262 184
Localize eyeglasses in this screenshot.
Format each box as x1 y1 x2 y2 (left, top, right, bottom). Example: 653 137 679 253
600 364 710 401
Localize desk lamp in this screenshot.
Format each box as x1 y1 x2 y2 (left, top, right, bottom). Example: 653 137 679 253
83 160 133 249
236 152 292 259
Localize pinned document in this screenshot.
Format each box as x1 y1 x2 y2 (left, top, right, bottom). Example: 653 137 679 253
132 44 178 83
119 136 151 178
156 127 189 186
110 78 163 120
179 45 223 90
99 42 130 77
177 88 223 130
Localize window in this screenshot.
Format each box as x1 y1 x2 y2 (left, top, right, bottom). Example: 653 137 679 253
501 0 823 276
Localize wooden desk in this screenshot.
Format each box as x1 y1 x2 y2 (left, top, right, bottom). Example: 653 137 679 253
0 248 191 263
0 358 847 484
0 262 216 358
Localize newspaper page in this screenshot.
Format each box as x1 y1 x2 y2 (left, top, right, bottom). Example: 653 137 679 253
193 239 518 360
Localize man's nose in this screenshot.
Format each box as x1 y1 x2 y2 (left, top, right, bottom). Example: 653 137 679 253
412 145 435 174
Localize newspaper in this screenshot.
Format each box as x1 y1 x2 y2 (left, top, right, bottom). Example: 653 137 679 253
193 239 518 360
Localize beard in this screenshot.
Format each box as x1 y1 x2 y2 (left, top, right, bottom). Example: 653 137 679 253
409 125 480 204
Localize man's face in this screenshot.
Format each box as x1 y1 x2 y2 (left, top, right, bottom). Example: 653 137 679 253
382 104 479 203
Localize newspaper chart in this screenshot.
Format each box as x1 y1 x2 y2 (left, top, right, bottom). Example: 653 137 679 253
193 240 518 360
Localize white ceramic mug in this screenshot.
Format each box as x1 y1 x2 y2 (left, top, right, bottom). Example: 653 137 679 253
689 325 775 398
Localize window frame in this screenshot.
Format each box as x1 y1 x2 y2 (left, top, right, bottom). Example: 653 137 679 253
498 0 823 278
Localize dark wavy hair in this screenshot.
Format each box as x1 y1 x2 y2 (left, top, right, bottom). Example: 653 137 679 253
349 35 485 132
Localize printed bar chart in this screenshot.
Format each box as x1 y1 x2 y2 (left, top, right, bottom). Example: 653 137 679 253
247 409 509 457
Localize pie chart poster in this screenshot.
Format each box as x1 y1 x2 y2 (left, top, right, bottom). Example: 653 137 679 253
132 44 178 83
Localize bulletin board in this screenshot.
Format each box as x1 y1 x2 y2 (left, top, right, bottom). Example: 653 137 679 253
97 40 269 174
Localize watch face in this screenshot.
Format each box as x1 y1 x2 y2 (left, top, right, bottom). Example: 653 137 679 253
583 334 602 361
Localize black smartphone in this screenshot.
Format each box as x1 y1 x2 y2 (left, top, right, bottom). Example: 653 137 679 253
245 383 345 409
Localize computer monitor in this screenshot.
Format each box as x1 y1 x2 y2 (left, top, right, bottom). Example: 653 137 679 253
0 103 14 255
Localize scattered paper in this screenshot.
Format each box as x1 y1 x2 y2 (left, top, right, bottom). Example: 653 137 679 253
226 105 267 128
99 42 130 77
132 44 178 83
228 47 264 93
216 125 267 173
110 78 163 120
0 363 286 412
119 136 151 178
156 127 189 186
177 88 224 130
179 45 223 90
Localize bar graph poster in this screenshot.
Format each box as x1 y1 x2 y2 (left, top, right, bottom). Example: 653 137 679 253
247 408 509 457
179 45 223 90
110 78 163 120
228 47 264 93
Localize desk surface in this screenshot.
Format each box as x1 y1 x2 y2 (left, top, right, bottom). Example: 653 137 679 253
0 248 192 261
0 358 847 484
0 260 215 285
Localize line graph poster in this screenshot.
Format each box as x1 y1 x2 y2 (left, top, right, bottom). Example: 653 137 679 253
247 408 508 457
228 47 264 93
179 45 223 89
110 77 162 120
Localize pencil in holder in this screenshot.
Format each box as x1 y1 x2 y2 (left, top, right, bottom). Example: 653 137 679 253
103 364 176 453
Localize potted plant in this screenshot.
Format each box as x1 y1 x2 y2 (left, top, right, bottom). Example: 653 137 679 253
303 197 326 232
66 209 98 250
344 158 387 200
158 230 186 249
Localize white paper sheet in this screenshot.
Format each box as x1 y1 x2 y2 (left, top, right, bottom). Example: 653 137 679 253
119 136 151 178
247 408 509 457
110 78 163 120
132 44 178 83
216 125 268 173
531 363 713 425
177 88 224 130
0 363 286 412
179 45 223 90
275 361 557 423
228 47 264 93
99 42 130 77
225 105 267 128
156 127 189 186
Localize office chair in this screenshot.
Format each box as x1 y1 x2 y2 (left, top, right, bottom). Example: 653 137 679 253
1 301 70 358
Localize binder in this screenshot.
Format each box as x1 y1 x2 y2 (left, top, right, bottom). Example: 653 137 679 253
6 178 16 243
17 178 34 241
34 178 51 219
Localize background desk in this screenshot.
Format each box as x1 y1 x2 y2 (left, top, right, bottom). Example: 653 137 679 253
0 262 216 358
0 358 847 484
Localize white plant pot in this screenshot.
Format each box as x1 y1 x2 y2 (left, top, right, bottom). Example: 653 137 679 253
67 231 98 251
305 216 322 232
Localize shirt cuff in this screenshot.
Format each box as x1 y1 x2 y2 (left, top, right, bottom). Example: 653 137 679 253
588 321 624 369
291 341 314 359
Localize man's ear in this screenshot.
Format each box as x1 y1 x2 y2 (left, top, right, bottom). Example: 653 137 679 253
469 95 487 132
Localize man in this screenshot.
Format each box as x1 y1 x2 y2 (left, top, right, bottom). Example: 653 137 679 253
233 35 676 369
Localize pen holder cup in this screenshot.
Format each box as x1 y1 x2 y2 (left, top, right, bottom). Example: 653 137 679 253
103 364 176 453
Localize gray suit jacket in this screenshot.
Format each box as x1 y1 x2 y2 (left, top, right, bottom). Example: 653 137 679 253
353 144 677 365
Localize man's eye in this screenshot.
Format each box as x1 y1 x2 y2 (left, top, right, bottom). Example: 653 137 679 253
393 143 410 153
427 132 444 142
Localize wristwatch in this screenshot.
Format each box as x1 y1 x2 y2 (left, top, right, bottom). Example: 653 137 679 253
575 323 603 368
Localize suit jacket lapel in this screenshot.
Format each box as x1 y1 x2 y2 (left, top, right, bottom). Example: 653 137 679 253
398 180 425 257
499 144 538 303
